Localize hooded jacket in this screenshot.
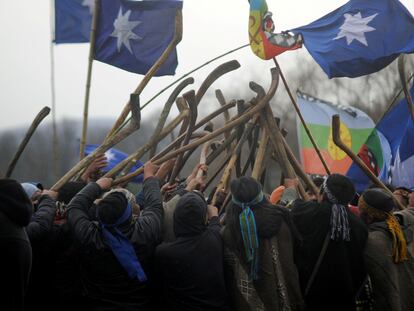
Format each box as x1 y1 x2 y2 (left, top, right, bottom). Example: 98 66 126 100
0 179 33 311
155 192 230 311
67 177 163 311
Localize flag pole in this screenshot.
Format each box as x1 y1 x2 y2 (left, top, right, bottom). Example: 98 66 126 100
272 57 331 175
49 0 60 178
80 0 100 160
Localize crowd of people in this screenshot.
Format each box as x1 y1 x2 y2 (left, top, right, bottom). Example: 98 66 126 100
1 153 413 311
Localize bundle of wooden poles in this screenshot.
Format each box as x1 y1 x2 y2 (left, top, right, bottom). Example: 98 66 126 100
5 55 413 211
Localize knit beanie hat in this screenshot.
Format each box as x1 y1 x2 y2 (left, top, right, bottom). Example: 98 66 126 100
359 188 406 263
323 174 356 205
97 192 129 225
21 182 41 200
0 179 33 226
57 181 87 204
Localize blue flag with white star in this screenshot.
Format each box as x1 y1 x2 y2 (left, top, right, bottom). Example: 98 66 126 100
291 0 414 78
94 0 182 76
54 0 94 44
84 144 144 183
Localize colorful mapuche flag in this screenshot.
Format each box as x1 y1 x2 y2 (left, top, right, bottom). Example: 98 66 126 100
296 91 375 176
249 0 302 60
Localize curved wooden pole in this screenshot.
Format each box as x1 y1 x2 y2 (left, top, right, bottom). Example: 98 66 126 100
105 9 183 141
251 125 269 180
148 77 195 158
52 96 141 191
5 107 51 178
105 109 189 178
169 91 198 183
151 101 236 162
195 60 241 105
331 114 404 209
113 67 280 186
215 90 232 152
211 114 260 206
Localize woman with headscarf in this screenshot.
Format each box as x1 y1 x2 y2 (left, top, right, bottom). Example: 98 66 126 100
359 188 414 310
222 176 304 311
155 191 229 311
67 161 163 310
291 174 368 311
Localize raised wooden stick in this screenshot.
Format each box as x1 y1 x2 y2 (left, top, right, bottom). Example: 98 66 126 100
281 134 319 195
211 115 260 205
148 77 194 158
105 109 189 178
5 107 51 178
112 67 280 186
331 114 404 209
251 124 269 179
80 0 100 160
105 9 183 141
169 91 198 183
195 60 240 105
273 58 331 175
51 95 141 191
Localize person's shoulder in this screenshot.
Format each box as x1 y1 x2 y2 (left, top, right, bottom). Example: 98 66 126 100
291 200 328 217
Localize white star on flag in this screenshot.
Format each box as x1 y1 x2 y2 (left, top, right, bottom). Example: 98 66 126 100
105 150 116 162
82 0 95 15
334 12 378 46
110 8 142 54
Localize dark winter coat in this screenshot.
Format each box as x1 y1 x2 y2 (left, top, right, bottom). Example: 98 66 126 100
155 192 230 311
364 207 414 311
291 200 368 311
67 177 163 311
25 194 58 311
223 202 304 311
0 179 33 311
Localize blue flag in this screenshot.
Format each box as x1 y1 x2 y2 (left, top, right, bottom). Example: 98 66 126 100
291 0 414 78
54 0 93 44
94 0 182 75
347 86 414 191
84 144 144 183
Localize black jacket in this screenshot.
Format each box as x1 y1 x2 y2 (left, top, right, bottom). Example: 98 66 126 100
67 177 163 311
291 200 368 311
0 179 33 311
155 192 230 311
26 194 57 242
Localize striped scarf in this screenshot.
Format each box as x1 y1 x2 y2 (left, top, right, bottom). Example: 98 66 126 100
232 191 264 280
322 178 351 241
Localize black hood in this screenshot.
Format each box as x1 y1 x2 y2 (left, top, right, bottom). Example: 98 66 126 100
174 192 207 237
0 179 33 226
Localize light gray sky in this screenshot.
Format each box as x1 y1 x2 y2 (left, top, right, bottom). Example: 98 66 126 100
0 0 413 130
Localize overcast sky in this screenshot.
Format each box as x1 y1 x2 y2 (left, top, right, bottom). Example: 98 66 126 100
0 0 413 130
